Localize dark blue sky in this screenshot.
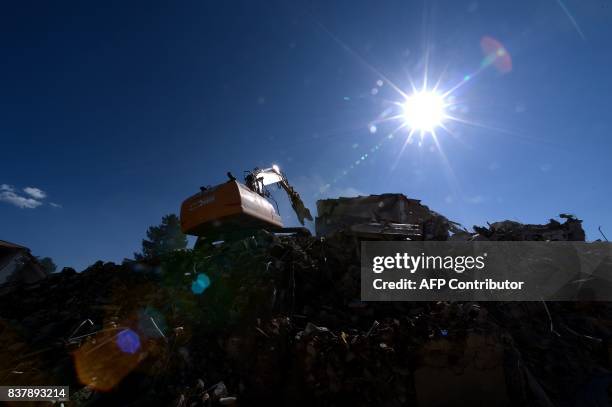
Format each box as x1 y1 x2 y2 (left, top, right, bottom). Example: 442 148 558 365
1 1 610 270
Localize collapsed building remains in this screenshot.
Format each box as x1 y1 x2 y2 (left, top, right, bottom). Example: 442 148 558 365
0 194 606 407
473 213 586 241
0 240 47 288
315 194 461 240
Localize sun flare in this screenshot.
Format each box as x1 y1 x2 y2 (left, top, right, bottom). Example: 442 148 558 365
402 91 446 133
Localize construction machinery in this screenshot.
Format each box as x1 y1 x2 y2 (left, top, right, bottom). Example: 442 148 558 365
180 165 313 246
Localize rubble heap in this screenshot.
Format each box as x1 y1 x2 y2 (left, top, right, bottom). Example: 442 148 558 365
1 205 610 407
316 194 461 240
472 214 586 242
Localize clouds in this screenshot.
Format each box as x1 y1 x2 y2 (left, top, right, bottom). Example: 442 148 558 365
0 184 60 209
23 187 47 200
0 184 43 209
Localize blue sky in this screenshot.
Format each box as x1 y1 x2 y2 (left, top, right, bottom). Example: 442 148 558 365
1 1 610 270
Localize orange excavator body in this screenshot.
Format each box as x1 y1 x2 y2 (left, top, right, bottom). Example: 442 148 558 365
180 180 283 239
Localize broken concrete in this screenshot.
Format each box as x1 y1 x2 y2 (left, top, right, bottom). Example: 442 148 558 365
473 214 586 241
315 194 461 240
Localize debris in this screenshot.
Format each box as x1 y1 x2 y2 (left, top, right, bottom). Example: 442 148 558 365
315 194 461 240
149 317 167 342
67 319 95 342
473 214 586 241
0 203 608 406
414 333 510 407
541 300 561 337
599 226 609 242
303 322 330 336
212 381 228 399
0 240 48 287
366 320 380 337
219 396 238 405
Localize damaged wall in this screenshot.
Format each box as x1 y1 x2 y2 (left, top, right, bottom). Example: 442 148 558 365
472 214 586 241
0 240 47 286
315 194 460 240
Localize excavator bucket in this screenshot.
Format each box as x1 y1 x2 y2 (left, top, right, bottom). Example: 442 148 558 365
244 166 313 226
180 180 283 240
288 191 313 226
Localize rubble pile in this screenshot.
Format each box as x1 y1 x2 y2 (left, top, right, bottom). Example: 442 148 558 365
315 194 461 240
471 214 586 242
1 205 611 406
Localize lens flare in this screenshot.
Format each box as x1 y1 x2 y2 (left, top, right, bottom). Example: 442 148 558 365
480 36 512 74
74 327 143 391
116 329 141 354
191 273 211 295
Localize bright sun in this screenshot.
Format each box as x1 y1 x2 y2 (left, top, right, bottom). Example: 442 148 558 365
402 91 446 133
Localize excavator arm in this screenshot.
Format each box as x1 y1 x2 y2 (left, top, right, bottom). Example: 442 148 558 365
244 166 313 225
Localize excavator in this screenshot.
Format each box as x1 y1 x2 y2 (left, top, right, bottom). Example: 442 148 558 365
180 165 313 247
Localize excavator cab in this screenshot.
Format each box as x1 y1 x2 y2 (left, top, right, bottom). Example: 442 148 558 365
180 166 312 244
